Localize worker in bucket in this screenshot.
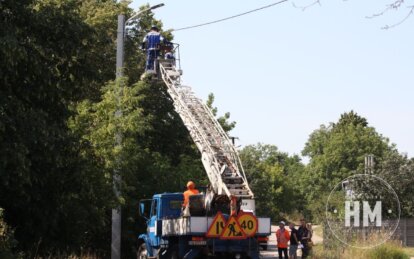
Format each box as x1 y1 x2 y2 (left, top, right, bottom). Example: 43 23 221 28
142 25 163 73
163 43 176 68
164 44 175 60
183 181 199 208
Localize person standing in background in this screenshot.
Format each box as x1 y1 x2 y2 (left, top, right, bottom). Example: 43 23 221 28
289 222 299 259
276 221 290 258
298 219 310 258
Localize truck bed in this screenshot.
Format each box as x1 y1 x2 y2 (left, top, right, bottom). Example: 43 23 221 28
161 216 271 236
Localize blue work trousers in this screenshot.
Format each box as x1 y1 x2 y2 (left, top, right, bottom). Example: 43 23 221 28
146 49 159 71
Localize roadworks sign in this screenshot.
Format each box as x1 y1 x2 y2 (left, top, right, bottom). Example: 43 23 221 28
237 212 258 237
206 212 226 237
220 216 247 239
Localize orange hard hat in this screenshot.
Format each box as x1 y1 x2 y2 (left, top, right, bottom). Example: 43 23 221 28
186 181 195 188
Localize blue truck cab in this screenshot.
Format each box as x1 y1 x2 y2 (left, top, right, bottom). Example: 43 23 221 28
137 193 270 259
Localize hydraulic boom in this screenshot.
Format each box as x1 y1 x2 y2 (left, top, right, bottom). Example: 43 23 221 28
157 59 255 213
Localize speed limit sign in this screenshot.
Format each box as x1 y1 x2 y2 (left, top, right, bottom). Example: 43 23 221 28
237 212 258 237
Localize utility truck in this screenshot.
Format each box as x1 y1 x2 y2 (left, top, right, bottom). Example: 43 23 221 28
137 46 271 259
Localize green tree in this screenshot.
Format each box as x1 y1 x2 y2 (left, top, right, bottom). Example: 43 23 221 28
206 93 236 133
301 111 395 220
0 0 240 256
239 144 304 221
0 0 121 255
377 152 414 217
70 77 208 256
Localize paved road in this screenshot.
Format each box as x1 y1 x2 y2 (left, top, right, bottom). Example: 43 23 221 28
259 225 277 258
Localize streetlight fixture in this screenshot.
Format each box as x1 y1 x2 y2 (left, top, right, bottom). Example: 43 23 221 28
116 3 165 78
112 3 164 259
126 3 165 24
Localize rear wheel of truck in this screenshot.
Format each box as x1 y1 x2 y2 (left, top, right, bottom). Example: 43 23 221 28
137 243 148 259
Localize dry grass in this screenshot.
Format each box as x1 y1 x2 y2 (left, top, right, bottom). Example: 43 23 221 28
311 242 410 259
402 247 414 257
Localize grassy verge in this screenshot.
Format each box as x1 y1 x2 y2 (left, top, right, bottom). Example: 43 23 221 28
311 242 410 259
402 247 414 257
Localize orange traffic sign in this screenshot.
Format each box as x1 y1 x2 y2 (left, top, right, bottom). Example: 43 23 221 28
220 216 246 239
206 212 226 237
237 212 258 237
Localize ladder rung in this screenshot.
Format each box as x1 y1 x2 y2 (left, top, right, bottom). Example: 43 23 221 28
222 176 238 181
226 184 246 188
229 190 251 196
160 63 253 200
223 179 244 185
233 194 253 198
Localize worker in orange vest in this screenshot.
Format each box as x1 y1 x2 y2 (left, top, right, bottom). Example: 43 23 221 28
276 221 290 258
183 181 199 208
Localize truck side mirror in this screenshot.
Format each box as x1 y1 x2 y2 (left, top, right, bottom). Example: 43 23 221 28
139 199 152 220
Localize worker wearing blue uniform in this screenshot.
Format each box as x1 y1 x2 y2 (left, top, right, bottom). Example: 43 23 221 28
163 43 176 68
142 26 163 73
164 51 175 60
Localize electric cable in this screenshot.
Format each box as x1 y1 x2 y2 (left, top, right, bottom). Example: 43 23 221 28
172 0 288 32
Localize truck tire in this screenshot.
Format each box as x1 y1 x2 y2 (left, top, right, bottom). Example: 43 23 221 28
137 243 148 259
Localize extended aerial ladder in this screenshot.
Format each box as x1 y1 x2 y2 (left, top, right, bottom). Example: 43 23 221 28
153 46 255 214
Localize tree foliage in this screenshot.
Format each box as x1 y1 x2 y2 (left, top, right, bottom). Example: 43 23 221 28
0 0 195 256
0 0 117 254
70 77 208 255
377 152 414 217
1 0 413 256
206 93 236 133
240 144 304 221
301 111 396 220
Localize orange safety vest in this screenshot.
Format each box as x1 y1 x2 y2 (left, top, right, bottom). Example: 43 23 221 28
276 228 290 248
183 189 199 207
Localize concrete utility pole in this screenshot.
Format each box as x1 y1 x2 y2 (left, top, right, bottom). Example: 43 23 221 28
111 13 125 259
112 4 164 259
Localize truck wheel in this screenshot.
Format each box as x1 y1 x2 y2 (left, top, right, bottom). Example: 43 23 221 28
137 243 148 259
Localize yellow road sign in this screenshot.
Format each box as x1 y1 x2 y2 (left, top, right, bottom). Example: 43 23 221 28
206 212 226 237
237 212 258 237
220 216 246 239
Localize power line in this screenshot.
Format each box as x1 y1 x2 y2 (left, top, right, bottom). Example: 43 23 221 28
172 0 288 32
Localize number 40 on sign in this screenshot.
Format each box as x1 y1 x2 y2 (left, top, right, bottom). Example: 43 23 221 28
206 211 258 238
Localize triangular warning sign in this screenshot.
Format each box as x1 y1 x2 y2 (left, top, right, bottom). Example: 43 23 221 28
220 216 247 240
206 212 226 237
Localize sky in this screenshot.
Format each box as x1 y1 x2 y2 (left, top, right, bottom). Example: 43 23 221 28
130 0 414 159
